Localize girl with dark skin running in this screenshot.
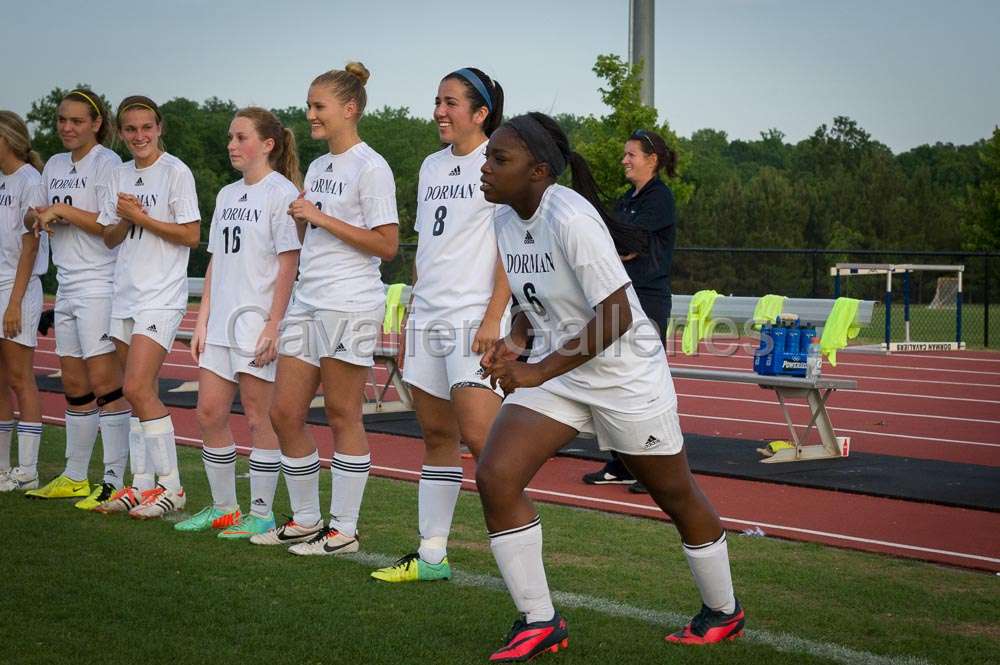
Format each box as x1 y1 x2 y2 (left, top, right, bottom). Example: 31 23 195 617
476 112 744 662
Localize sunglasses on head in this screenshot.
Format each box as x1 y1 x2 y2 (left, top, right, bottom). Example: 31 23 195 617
630 130 656 152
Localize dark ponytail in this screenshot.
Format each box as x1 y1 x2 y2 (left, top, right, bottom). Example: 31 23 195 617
631 129 677 178
444 67 504 136
507 112 647 255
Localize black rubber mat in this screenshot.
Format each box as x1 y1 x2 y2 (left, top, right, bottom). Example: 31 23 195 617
37 373 1000 512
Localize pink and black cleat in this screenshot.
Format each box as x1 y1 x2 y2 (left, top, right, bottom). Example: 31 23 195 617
666 599 745 645
490 612 569 662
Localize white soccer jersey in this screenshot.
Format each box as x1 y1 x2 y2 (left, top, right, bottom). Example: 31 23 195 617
494 184 675 415
98 153 200 317
0 164 49 287
206 171 301 351
411 141 499 329
43 145 122 297
295 142 398 312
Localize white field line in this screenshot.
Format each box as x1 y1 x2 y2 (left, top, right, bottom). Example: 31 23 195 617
677 392 1000 425
343 552 934 665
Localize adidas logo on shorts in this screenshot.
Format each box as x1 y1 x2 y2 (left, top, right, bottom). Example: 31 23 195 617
135 177 144 186
248 359 259 368
106 469 117 477
334 343 347 353
238 193 248 202
475 366 487 378
99 333 111 342
146 324 158 333
643 435 661 449
252 498 266 507
448 165 461 176
524 231 535 244
325 163 334 172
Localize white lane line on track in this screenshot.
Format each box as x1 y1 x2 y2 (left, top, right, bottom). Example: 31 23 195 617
678 413 1000 449
36 415 999 572
32 366 993 448
319 457 1000 569
677 393 1000 425
670 364 1000 389
34 348 199 372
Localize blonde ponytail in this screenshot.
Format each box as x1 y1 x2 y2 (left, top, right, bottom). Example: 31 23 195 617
0 111 42 172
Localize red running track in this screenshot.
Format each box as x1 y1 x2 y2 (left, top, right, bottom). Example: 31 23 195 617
29 311 1000 572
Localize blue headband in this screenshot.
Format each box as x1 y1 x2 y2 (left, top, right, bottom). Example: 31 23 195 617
451 68 493 113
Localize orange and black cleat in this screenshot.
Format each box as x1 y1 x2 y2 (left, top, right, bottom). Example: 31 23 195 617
489 612 569 662
666 599 745 645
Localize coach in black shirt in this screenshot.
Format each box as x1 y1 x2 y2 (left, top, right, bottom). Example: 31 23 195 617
583 129 678 489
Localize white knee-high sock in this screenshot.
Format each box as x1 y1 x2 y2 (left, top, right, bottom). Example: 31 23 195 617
16 422 42 477
489 517 554 624
281 452 321 527
418 465 463 564
99 409 131 489
129 416 155 492
202 443 237 510
683 532 737 614
64 408 99 481
142 415 181 491
249 447 281 517
0 419 14 472
329 452 370 538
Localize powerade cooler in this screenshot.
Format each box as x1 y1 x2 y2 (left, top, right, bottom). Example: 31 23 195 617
754 319 814 377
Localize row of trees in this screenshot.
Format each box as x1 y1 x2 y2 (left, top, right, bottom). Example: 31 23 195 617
23 55 1000 268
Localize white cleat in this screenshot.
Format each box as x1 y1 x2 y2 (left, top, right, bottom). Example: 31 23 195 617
0 467 39 492
288 527 360 556
94 486 142 514
249 518 323 546
128 484 186 519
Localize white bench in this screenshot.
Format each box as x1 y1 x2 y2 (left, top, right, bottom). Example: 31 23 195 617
670 367 856 463
666 294 874 463
669 294 875 331
178 278 414 415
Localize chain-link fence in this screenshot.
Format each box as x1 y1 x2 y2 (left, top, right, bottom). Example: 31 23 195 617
671 248 998 349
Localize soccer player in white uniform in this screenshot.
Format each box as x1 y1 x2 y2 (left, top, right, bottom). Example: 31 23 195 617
476 113 744 661
175 108 301 539
23 90 131 508
0 112 48 493
96 96 201 519
372 68 511 583
250 62 399 555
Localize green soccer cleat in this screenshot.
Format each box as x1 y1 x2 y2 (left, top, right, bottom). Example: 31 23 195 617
74 482 118 510
25 474 89 499
174 505 241 532
218 513 276 540
371 552 452 583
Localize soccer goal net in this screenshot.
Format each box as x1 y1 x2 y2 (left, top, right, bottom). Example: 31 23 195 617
830 263 965 352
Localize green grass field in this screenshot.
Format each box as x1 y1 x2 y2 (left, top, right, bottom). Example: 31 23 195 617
3 427 998 665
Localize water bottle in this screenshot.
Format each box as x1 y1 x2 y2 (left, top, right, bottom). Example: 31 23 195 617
806 336 822 380
772 321 787 375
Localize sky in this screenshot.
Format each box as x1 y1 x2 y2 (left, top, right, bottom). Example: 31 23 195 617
2 0 998 153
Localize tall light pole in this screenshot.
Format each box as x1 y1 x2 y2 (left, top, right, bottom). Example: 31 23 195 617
629 0 655 106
